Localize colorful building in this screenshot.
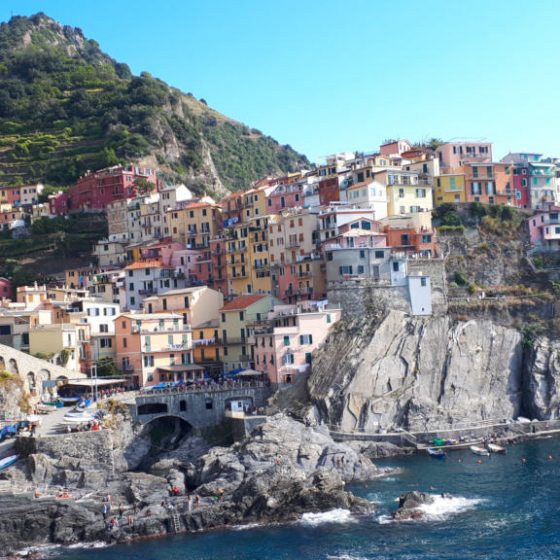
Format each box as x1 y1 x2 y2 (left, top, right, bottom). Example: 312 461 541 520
219 294 279 372
58 165 157 214
528 205 560 250
251 302 341 385
115 312 197 387
434 174 467 204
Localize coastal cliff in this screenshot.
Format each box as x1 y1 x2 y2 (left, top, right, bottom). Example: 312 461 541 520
308 310 560 432
0 414 376 554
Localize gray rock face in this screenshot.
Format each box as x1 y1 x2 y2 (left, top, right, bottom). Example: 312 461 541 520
524 338 560 419
0 414 378 554
309 310 525 431
393 491 434 520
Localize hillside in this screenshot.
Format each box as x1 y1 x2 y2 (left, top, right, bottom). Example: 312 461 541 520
0 13 310 194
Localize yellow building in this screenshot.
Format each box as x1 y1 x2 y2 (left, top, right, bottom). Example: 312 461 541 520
433 174 467 204
385 171 434 217
192 320 222 376
29 323 82 372
143 286 223 328
247 215 273 294
168 201 222 248
219 294 279 372
226 222 250 296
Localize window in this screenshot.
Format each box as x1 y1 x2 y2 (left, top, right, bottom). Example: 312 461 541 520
305 352 313 364
99 324 109 333
300 334 313 345
398 188 405 198
339 265 353 275
239 311 244 321
420 277 427 287
282 353 295 367
416 188 426 198
143 355 154 367
283 335 290 346
393 262 399 272
205 398 213 410
123 338 128 348
375 250 384 259
358 265 365 274
221 313 226 323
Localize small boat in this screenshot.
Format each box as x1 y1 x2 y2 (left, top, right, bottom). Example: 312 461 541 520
58 396 81 405
0 455 18 471
487 443 506 454
427 448 446 459
470 445 490 457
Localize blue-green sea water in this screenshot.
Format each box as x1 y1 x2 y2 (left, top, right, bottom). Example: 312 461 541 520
54 438 560 560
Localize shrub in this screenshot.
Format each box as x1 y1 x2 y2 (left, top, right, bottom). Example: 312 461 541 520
454 271 469 286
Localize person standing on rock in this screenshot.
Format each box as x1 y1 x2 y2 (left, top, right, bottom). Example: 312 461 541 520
102 503 109 521
187 494 193 512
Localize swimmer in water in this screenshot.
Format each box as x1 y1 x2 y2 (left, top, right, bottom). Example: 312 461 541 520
476 459 482 464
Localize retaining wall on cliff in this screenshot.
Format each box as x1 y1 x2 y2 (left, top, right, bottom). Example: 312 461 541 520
327 259 447 318
16 430 116 473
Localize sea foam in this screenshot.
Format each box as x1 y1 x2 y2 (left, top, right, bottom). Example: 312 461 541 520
299 508 355 526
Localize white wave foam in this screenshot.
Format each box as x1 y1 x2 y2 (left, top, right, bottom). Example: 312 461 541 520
418 494 484 520
16 545 62 557
299 508 355 526
379 477 397 482
377 494 484 524
67 541 109 549
232 522 263 531
327 555 368 560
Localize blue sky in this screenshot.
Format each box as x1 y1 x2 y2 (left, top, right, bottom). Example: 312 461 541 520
1 0 559 162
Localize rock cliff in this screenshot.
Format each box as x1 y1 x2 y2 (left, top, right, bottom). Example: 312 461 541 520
0 414 377 554
307 310 556 432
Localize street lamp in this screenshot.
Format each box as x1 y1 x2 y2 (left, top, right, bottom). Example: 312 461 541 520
90 363 98 403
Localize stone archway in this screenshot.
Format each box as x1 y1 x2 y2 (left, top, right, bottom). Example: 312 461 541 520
27 371 36 392
8 358 18 375
140 415 193 453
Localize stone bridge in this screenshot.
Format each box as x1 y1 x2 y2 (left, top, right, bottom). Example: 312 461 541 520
129 383 272 430
0 343 84 397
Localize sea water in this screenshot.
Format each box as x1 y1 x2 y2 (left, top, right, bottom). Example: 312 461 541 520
50 438 560 559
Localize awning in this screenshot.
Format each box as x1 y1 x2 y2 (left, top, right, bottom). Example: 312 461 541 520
65 378 126 388
157 365 204 372
236 369 264 377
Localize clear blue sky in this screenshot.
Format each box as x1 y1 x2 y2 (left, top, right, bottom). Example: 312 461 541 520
1 0 559 162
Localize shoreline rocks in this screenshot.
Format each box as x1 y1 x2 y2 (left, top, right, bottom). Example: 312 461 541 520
0 413 379 554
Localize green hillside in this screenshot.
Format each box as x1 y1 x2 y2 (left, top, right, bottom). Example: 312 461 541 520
0 13 309 193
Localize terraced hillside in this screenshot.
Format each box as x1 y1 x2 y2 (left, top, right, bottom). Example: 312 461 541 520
0 13 309 194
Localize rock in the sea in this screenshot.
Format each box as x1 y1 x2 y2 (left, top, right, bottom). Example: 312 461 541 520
393 491 434 520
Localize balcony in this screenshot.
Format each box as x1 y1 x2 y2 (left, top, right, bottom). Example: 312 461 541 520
192 338 223 346
134 325 191 334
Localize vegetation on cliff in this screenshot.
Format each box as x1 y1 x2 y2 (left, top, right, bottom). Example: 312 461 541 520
0 13 309 193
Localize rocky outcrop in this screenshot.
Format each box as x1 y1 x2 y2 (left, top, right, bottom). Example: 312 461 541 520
393 491 434 521
523 338 560 420
309 310 526 431
0 414 379 554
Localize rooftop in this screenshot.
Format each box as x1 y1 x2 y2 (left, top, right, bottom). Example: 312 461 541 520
124 260 171 270
221 294 268 311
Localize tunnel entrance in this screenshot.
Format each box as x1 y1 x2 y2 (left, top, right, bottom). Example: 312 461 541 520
142 415 193 454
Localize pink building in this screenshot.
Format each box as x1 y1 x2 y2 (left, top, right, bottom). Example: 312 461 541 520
0 278 13 300
512 166 530 209
379 139 412 157
436 141 492 172
251 302 341 385
528 205 560 250
267 180 305 213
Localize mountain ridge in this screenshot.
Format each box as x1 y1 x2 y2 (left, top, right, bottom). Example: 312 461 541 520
0 13 310 195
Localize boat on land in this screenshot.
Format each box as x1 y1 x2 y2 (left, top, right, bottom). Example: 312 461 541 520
0 455 18 471
470 445 490 456
487 443 506 454
427 448 446 459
